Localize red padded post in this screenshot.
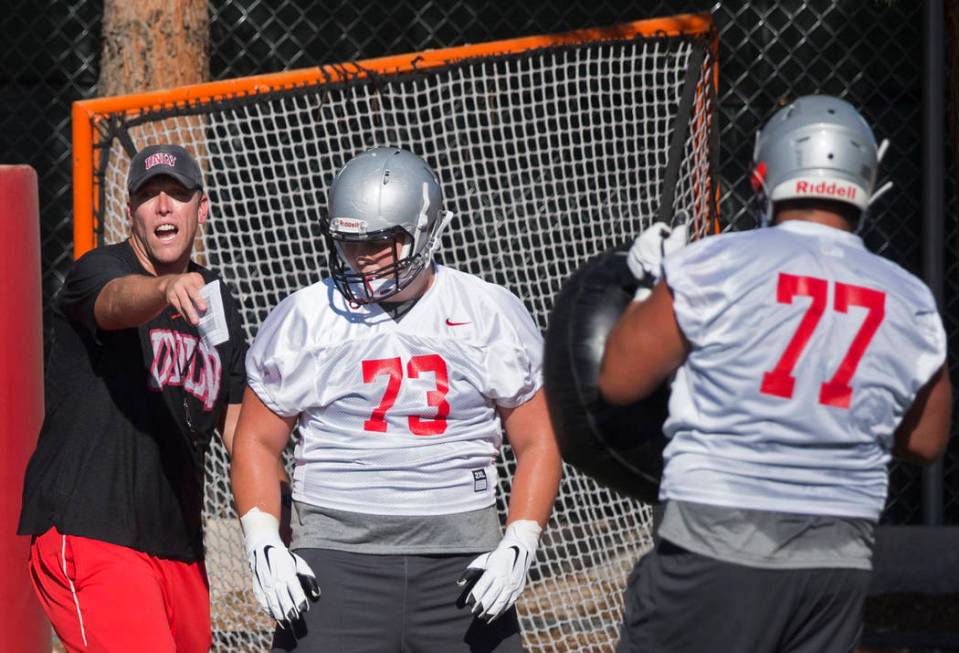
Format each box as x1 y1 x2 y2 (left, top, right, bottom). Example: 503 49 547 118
0 165 49 651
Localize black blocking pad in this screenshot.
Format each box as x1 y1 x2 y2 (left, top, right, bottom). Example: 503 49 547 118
543 245 669 504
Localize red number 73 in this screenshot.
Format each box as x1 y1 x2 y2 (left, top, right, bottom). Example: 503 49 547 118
361 354 450 435
760 273 885 409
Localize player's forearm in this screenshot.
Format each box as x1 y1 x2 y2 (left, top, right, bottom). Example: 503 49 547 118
505 441 562 528
499 390 562 527
231 388 298 520
94 274 175 330
231 438 285 521
893 365 952 465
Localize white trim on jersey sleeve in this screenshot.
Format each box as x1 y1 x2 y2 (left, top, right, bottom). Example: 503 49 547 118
245 287 321 418
478 283 544 408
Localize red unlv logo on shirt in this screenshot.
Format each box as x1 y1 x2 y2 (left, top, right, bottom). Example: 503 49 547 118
148 329 222 410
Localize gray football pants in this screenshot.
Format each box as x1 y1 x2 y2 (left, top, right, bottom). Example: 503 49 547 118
616 540 870 653
271 548 525 653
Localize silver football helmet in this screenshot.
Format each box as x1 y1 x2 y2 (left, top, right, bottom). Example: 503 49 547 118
751 95 891 227
323 147 452 304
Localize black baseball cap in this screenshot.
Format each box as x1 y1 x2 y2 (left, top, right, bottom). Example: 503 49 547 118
127 144 204 194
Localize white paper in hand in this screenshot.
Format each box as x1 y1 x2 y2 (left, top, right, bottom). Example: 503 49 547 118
198 280 230 348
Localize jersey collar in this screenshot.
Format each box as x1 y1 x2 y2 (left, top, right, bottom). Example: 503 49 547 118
773 220 864 248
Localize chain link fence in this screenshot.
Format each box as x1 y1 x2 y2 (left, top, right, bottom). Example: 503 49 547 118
1 0 951 526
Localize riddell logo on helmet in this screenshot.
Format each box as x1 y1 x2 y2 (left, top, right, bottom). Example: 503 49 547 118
144 152 176 170
795 180 857 200
333 217 367 233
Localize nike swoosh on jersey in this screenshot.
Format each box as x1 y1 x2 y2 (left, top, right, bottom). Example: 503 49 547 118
445 318 470 326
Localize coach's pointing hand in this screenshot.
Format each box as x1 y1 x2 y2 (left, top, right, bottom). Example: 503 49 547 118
457 520 541 623
159 272 207 325
240 507 320 627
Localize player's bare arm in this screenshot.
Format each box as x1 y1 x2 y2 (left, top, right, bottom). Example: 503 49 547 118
94 271 208 330
458 387 561 623
499 388 562 527
221 403 290 507
231 387 319 626
221 395 290 489
892 364 952 465
599 280 689 405
231 387 297 520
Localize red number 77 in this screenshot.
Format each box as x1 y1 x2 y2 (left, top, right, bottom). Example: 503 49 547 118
760 273 885 409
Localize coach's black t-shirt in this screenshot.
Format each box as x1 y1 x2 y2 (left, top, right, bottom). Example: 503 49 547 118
18 241 247 562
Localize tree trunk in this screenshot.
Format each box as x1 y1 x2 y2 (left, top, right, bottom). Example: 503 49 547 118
96 0 210 259
98 0 209 96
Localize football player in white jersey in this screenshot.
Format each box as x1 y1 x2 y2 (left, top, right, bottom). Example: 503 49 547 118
230 147 562 652
599 96 951 653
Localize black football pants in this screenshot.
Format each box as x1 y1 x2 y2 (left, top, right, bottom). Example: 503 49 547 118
616 540 869 653
272 548 525 653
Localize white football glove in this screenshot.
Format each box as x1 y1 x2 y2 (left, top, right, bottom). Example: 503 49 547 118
457 520 541 623
240 507 320 628
626 221 689 301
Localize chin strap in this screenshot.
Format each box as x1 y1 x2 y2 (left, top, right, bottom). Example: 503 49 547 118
424 210 455 261
869 138 894 207
876 138 890 164
869 180 894 207
855 138 893 233
378 210 454 301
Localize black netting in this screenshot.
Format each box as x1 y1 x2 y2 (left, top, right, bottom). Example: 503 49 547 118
0 0 950 530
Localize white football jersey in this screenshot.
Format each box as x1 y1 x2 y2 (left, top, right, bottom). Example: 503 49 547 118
246 265 543 516
660 220 946 520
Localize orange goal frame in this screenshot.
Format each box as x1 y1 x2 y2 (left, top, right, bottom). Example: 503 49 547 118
72 12 717 259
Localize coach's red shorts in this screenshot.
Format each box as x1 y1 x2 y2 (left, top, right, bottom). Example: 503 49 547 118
28 527 211 653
